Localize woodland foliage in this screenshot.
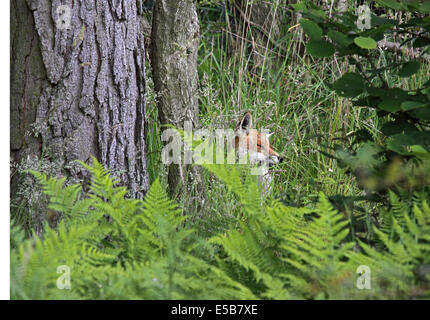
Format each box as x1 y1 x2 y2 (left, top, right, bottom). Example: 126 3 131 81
10 159 430 299
10 1 430 300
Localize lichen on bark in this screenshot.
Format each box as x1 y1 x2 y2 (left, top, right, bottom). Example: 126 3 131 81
11 0 150 233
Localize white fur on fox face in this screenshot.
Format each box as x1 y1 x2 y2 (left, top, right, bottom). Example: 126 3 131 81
269 155 280 164
248 150 267 164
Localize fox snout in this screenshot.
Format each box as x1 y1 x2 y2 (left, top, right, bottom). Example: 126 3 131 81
269 155 283 166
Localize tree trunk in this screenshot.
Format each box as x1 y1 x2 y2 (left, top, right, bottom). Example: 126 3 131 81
151 0 205 203
231 0 284 70
11 0 149 234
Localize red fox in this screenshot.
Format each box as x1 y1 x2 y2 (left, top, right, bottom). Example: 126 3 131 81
234 112 283 194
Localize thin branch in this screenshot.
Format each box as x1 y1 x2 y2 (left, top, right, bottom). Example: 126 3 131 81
378 39 430 62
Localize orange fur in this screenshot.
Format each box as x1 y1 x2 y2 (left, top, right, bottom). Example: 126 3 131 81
234 112 281 159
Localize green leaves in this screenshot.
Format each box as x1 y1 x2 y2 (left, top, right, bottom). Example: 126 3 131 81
299 18 337 58
328 30 352 46
332 73 366 98
14 161 257 300
354 36 377 49
376 0 405 10
387 131 430 155
280 0 430 298
410 106 430 121
306 40 335 58
413 37 430 48
318 1 430 200
377 88 409 113
300 18 322 40
291 2 306 11
398 61 420 77
400 100 428 111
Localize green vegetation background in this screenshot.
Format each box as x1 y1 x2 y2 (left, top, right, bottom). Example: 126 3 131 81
11 1 430 299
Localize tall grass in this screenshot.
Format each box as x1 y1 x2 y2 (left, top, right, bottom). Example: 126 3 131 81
144 1 429 237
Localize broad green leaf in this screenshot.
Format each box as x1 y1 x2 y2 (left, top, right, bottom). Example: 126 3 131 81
300 19 322 40
387 134 414 155
381 120 417 136
362 23 394 37
371 14 398 27
376 0 405 10
379 98 402 112
378 88 409 113
413 37 430 48
366 86 386 96
398 61 420 77
410 145 430 160
387 132 430 155
410 106 430 120
306 40 335 58
353 96 380 108
328 30 352 47
337 43 362 57
307 9 327 22
354 36 377 49
291 2 306 11
406 1 430 13
400 100 428 111
332 73 365 98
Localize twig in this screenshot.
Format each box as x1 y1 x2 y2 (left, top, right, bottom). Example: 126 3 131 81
378 39 430 62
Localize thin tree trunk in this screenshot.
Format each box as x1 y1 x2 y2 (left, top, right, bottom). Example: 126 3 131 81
11 0 149 234
151 0 205 204
232 0 284 70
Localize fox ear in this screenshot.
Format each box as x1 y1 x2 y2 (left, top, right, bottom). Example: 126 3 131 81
266 132 274 139
237 112 252 130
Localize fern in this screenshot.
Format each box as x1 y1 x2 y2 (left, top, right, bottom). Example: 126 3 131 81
210 178 355 298
11 160 430 299
26 170 93 221
279 193 355 298
202 163 264 217
11 159 254 300
348 200 430 297
204 164 430 299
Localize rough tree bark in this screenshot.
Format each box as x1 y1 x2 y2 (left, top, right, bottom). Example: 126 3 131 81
151 0 205 203
11 0 149 233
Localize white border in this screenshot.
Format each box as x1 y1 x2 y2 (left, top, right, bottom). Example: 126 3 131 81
1 0 10 300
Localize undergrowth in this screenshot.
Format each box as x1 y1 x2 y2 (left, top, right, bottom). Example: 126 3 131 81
10 1 430 300
10 159 430 299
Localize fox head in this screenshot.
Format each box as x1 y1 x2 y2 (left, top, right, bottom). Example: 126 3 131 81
234 112 283 167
